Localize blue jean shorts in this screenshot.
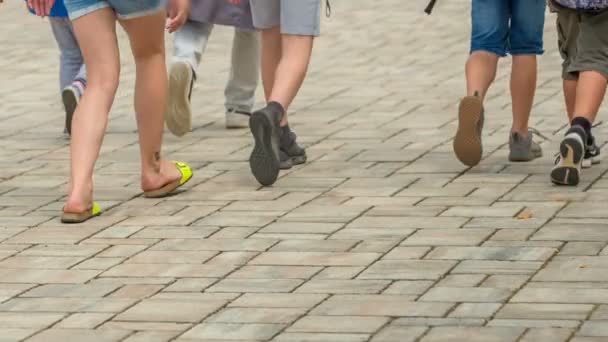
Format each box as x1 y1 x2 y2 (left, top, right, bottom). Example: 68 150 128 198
64 0 164 21
470 0 546 57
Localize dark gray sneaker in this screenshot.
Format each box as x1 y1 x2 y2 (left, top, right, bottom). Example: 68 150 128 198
280 125 307 170
551 125 586 186
508 129 543 162
249 102 284 186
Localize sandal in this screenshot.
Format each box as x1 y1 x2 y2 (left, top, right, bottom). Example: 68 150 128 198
143 161 193 198
61 202 102 224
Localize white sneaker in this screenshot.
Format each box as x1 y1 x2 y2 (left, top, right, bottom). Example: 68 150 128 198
225 109 251 129
166 61 194 137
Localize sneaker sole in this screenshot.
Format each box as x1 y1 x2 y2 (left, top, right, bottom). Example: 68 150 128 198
249 113 280 186
453 96 483 167
166 63 192 137
62 88 78 135
551 135 584 186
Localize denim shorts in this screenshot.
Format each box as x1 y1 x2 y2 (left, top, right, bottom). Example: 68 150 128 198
64 0 164 21
470 0 546 57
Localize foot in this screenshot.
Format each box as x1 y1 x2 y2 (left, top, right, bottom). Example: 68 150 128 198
141 159 184 193
64 182 94 216
225 108 251 129
61 81 84 135
280 125 307 169
454 93 484 166
166 61 194 137
508 129 543 162
249 102 284 186
551 125 586 186
583 134 601 169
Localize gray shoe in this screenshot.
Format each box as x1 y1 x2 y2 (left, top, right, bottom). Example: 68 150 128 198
166 61 194 137
508 128 543 162
280 125 307 169
249 102 284 186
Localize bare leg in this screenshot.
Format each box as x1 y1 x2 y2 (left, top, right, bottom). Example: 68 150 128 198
119 11 181 192
510 55 537 135
268 34 314 126
465 51 499 100
259 26 282 102
573 71 606 123
65 8 119 213
564 79 577 121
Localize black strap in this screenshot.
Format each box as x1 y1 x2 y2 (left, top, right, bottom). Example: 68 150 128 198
326 0 331 17
425 0 437 14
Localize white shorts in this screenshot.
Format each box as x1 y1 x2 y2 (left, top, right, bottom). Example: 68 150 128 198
250 0 322 36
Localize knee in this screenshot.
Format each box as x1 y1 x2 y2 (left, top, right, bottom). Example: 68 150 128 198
88 66 120 94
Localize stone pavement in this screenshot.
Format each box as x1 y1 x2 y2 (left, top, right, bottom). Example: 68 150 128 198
1 1 608 341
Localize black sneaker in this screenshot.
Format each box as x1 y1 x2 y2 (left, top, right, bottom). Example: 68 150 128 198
583 133 601 169
551 125 586 186
280 125 307 169
249 102 284 186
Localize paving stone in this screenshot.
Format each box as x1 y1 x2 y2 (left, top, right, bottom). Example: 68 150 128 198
449 303 502 318
122 331 180 342
512 287 608 304
207 279 303 293
270 240 358 252
208 307 306 324
382 280 435 295
519 328 573 342
229 266 321 279
359 260 456 280
314 266 365 280
26 329 131 342
272 332 369 342
436 274 486 287
115 298 227 323
251 252 380 266
0 297 137 313
579 321 608 337
487 319 581 329
421 326 525 342
296 279 390 294
371 325 428 342
480 275 530 290
451 260 542 275
55 313 113 329
0 312 65 328
534 256 608 282
311 295 453 317
288 315 389 334
496 304 593 320
419 287 512 303
228 294 327 309
426 247 556 261
180 323 284 340
402 229 494 246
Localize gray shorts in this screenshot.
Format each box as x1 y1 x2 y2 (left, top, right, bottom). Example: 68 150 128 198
250 0 322 36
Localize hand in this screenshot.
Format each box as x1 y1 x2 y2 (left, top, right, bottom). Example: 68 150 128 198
27 0 56 17
167 0 190 33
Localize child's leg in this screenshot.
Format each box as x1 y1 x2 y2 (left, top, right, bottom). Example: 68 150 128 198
259 26 282 103
119 11 182 191
49 17 84 91
453 0 508 166
65 8 120 213
509 0 545 135
225 28 260 115
166 20 213 136
173 20 214 76
465 0 509 99
551 8 608 186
